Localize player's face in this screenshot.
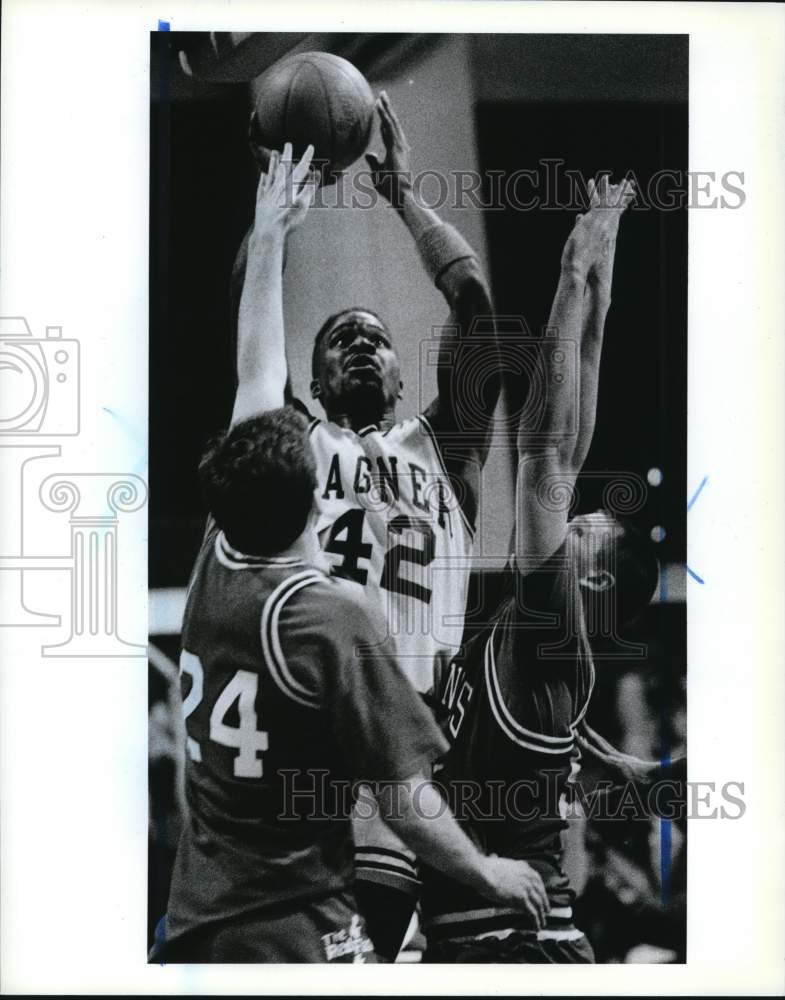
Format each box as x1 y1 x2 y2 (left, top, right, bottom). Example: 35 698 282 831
568 511 621 593
313 311 402 414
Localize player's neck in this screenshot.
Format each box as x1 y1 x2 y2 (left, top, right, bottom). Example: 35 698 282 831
328 405 396 434
281 523 322 567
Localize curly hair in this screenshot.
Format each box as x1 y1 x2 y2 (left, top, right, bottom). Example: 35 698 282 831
199 407 316 556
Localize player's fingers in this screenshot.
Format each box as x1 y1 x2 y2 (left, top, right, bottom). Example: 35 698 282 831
379 93 405 148
296 170 319 209
575 731 607 760
521 868 548 913
262 149 280 191
620 179 637 206
275 142 291 187
378 103 394 145
380 90 404 138
292 143 315 186
576 733 615 766
525 896 544 930
265 149 282 193
256 163 269 195
581 722 616 754
529 870 548 910
514 879 543 929
608 181 625 205
576 725 602 749
382 90 404 132
526 884 547 928
376 93 390 123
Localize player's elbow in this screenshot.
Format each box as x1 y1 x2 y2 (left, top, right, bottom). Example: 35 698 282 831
456 260 493 319
517 441 575 479
440 257 493 323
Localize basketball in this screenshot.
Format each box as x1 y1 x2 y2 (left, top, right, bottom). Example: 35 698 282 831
251 52 375 179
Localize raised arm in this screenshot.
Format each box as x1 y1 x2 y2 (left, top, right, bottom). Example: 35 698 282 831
230 142 316 427
570 180 633 470
514 178 634 569
366 92 498 525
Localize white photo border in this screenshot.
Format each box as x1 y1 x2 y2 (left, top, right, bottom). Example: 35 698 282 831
1 0 784 994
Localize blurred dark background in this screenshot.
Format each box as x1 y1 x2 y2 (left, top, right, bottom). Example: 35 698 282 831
149 32 687 962
150 32 687 584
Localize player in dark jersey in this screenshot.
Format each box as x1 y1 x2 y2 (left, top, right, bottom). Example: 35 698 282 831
231 96 503 959
155 150 549 963
421 177 659 962
158 405 549 963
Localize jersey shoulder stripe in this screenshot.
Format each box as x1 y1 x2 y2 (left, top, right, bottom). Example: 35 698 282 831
185 516 217 604
484 624 575 755
214 530 308 571
260 570 325 710
571 652 595 729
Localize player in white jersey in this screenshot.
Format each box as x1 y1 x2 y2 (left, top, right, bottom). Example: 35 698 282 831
307 410 473 695
231 93 501 957
233 92 495 697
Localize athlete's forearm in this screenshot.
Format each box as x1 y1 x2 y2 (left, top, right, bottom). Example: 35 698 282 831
376 777 497 898
518 265 585 460
231 227 287 424
572 280 611 470
399 185 498 460
567 176 630 467
396 187 483 299
512 261 586 567
394 183 441 241
377 776 548 924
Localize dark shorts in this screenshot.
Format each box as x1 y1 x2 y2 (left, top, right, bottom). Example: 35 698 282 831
151 891 377 964
426 928 595 964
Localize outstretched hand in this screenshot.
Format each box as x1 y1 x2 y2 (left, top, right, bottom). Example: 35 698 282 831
576 722 661 785
561 175 636 283
252 141 318 239
365 90 413 206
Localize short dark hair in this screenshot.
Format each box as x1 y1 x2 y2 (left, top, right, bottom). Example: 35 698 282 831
311 306 388 379
608 516 659 622
199 407 316 556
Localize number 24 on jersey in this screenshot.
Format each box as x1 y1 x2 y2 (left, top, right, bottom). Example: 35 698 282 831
179 651 269 778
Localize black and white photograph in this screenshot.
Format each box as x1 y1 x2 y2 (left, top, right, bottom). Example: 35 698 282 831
1 1 784 994
148 30 689 966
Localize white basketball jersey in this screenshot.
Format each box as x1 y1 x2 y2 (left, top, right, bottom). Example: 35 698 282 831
308 414 474 695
